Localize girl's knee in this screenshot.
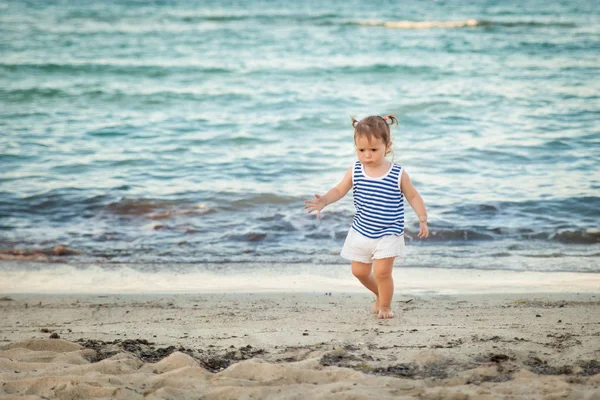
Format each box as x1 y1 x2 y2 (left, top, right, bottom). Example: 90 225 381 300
373 258 394 280
351 263 372 280
352 268 370 280
374 269 392 280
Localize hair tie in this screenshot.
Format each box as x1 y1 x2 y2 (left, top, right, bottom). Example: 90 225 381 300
382 115 389 121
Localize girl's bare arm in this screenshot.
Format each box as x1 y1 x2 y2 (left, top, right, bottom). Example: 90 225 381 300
304 167 353 219
401 171 429 238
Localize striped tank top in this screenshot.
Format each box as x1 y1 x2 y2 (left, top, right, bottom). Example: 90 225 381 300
351 161 405 239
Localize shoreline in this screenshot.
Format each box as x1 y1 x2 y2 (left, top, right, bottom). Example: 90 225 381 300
1 263 599 295
1 292 599 398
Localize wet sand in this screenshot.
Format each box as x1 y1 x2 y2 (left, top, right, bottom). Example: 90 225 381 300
1 292 599 399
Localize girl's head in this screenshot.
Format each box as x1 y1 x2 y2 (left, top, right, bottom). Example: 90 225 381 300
352 115 398 157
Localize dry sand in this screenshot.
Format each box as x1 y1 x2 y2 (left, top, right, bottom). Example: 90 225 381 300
1 292 599 399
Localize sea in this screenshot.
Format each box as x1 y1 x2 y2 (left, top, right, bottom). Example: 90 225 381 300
1 0 599 292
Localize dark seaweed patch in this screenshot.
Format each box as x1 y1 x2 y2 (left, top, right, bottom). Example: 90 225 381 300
578 360 600 376
525 356 573 375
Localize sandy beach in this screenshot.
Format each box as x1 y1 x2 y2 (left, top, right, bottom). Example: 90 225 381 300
2 0 599 398
1 290 599 399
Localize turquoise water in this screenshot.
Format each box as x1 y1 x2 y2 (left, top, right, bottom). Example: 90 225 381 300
1 0 599 274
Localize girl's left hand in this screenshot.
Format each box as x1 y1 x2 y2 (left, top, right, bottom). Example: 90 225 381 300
418 222 429 239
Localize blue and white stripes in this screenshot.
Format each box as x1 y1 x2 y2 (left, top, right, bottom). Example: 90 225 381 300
351 161 405 239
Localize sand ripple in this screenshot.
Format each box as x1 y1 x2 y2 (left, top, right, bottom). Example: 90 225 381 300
1 339 599 399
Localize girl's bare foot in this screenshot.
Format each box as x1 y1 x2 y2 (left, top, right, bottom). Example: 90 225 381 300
378 308 394 319
372 297 380 314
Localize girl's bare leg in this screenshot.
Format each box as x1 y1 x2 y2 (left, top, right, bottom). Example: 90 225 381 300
373 257 395 319
351 261 380 312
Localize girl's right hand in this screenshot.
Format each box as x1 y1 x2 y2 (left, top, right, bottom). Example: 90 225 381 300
304 194 325 219
418 221 429 239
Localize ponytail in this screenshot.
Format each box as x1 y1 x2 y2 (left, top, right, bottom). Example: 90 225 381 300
381 115 398 126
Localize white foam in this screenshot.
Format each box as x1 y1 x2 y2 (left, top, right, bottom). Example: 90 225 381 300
359 19 480 29
0 264 598 294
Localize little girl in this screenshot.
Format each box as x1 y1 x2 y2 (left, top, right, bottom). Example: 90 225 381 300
304 115 429 319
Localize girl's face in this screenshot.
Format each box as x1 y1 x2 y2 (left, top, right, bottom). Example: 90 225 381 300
355 135 390 167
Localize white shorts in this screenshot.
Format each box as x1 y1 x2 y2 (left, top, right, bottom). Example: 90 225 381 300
340 228 405 264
